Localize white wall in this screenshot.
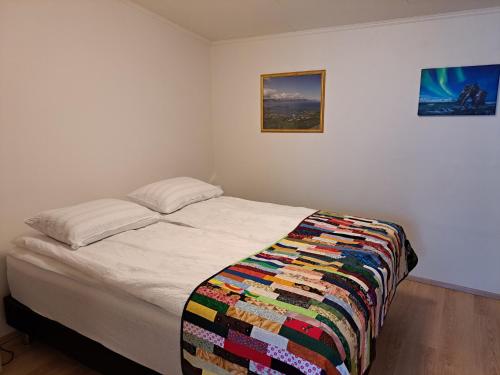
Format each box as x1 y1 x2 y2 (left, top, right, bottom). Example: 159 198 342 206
211 11 500 294
0 0 212 334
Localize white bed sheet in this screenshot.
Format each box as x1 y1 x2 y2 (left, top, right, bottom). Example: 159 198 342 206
163 196 315 244
12 222 266 317
8 197 315 374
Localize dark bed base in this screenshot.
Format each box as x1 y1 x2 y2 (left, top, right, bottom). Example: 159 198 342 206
4 295 161 375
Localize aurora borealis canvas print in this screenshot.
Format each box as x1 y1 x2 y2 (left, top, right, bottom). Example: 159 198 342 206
418 64 500 116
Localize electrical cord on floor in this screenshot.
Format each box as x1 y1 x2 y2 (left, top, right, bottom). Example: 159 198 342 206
0 345 14 366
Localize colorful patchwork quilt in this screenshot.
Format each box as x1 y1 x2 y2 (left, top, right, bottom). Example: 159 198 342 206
181 210 417 375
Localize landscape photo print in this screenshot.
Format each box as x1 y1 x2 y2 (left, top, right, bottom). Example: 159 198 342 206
418 64 500 116
261 70 325 132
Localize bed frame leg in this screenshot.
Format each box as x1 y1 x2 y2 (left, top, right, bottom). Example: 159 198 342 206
22 333 31 345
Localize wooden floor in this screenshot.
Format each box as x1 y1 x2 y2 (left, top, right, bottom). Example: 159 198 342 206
0 335 98 375
1 280 499 375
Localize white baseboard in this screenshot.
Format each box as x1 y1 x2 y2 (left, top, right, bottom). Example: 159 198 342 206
407 275 500 301
0 331 19 345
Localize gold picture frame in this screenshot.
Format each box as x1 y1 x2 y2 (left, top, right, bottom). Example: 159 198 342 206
261 70 326 133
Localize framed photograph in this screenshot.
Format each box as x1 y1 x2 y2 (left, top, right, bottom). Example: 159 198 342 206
418 64 500 116
261 70 326 132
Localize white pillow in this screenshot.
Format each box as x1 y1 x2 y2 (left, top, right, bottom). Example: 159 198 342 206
127 177 223 214
25 199 160 249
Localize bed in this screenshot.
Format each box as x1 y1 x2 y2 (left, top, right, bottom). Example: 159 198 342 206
6 196 416 375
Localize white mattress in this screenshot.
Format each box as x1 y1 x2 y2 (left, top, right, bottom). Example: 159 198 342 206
7 255 179 374
7 197 315 374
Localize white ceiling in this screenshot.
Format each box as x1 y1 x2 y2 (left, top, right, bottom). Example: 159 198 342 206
128 0 500 41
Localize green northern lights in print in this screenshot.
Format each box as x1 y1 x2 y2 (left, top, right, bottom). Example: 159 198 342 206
418 64 500 116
